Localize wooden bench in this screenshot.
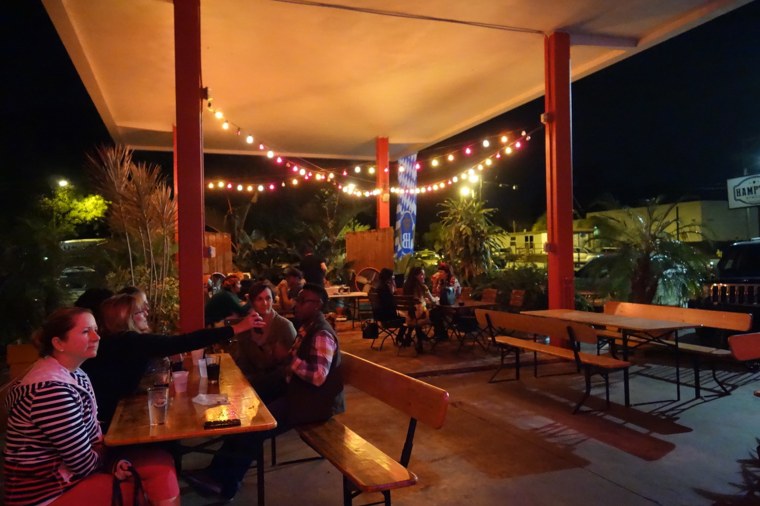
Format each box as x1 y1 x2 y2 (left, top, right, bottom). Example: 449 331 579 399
603 301 753 396
297 351 449 506
474 309 630 413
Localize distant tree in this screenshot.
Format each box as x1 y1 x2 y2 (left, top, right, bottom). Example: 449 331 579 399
438 197 505 283
38 184 108 238
588 197 711 305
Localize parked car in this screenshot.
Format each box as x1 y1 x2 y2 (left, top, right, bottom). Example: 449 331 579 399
573 247 600 268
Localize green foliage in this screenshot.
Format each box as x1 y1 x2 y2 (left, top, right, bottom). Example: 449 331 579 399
472 264 548 310
587 197 711 305
88 145 178 329
38 184 108 238
437 197 506 283
421 222 444 252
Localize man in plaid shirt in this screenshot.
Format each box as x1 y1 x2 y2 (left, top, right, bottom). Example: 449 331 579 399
185 283 344 500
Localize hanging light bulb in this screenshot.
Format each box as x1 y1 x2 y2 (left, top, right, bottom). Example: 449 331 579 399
482 139 490 148
246 135 254 144
222 121 230 130
447 154 455 162
431 159 439 167
500 135 508 143
214 111 223 119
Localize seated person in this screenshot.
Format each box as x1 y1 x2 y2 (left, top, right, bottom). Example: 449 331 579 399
276 267 304 313
83 293 263 430
370 268 400 322
3 307 180 506
204 275 251 326
184 283 344 500
403 266 447 344
432 263 462 304
234 282 297 402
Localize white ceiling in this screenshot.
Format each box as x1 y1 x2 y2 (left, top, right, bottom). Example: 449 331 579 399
43 0 752 161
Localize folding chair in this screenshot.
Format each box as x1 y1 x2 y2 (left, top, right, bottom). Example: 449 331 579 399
367 292 405 351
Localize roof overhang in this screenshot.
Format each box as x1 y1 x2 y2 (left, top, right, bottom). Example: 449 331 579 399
43 0 752 160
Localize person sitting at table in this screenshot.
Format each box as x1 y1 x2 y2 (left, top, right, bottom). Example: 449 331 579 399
184 283 345 500
82 293 263 430
431 263 462 302
3 307 180 506
233 282 297 403
371 268 400 321
403 266 447 343
204 274 251 327
276 267 304 313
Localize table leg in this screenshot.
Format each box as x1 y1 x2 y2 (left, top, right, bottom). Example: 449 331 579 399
256 439 265 505
622 332 631 407
675 336 681 401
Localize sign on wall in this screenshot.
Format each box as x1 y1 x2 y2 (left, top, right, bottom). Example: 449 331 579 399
727 174 760 209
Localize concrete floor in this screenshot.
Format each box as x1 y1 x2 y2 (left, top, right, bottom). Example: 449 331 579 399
180 321 760 505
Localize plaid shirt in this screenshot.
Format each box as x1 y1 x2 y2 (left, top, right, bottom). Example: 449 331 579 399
289 328 337 387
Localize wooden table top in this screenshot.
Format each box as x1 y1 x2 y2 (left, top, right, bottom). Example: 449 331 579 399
327 291 368 298
521 309 696 333
105 353 276 446
440 300 498 310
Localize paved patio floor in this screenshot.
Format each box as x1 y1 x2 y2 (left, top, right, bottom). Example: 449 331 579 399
174 321 760 505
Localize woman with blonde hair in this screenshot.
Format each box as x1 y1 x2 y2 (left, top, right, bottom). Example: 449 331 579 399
3 307 180 505
82 293 263 430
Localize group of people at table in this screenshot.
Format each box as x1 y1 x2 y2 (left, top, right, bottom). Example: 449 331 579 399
3 257 460 505
3 273 344 504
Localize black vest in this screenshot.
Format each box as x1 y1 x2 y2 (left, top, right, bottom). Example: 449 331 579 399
288 313 345 425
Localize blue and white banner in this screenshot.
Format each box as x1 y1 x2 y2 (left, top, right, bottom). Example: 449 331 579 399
394 153 417 260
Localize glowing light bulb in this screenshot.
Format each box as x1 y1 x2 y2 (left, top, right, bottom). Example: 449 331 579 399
276 157 283 164
58 179 69 187
398 165 405 173
482 139 490 148
515 141 522 149
269 184 275 190
257 185 264 192
431 159 439 167
214 111 223 119
222 121 230 130
468 174 479 183
465 147 472 155
299 168 306 176
208 183 214 189
452 176 459 183
292 179 298 186
217 181 224 188
521 130 527 136
267 150 274 158
354 166 361 173
236 184 243 191
505 147 513 155
247 185 253 192
447 154 454 162
246 135 254 144
415 163 421 170
368 167 376 174
485 159 492 166
460 186 471 197
500 135 508 143
226 183 232 189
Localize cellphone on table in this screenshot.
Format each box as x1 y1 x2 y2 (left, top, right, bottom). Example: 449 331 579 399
203 405 241 429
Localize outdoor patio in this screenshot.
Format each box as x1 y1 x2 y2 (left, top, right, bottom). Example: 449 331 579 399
179 319 760 505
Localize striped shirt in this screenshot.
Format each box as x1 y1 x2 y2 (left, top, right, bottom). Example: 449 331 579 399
3 361 102 506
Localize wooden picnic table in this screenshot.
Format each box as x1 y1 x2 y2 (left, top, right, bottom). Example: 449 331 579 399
105 353 276 505
522 309 697 406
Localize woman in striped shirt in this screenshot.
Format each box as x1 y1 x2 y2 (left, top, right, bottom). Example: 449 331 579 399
3 307 179 505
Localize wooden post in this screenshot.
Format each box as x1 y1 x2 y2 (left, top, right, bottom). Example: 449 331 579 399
544 32 575 319
173 0 205 332
376 136 390 229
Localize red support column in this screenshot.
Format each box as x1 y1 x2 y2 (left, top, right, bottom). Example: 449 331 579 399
376 136 390 229
544 32 575 320
173 0 205 332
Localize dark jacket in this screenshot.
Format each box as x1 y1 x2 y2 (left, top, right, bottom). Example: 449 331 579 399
287 313 344 425
82 326 234 430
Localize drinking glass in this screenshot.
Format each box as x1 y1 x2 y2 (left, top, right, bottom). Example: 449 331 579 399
206 355 221 384
147 386 168 425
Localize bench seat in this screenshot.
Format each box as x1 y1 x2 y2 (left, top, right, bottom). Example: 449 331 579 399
298 418 418 494
494 335 631 370
295 352 448 506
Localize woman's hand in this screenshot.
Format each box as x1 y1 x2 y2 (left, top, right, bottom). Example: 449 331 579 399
112 459 133 481
231 313 266 335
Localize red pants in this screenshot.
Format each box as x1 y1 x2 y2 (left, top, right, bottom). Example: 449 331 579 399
51 447 178 505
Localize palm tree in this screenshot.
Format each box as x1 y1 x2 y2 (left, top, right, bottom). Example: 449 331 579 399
437 197 506 283
588 197 711 305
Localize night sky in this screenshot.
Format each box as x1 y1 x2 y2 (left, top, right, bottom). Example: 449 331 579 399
2 1 759 234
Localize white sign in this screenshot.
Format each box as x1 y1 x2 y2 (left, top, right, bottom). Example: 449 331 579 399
727 174 760 209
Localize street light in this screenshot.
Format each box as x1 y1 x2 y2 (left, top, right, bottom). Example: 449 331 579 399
58 179 69 187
